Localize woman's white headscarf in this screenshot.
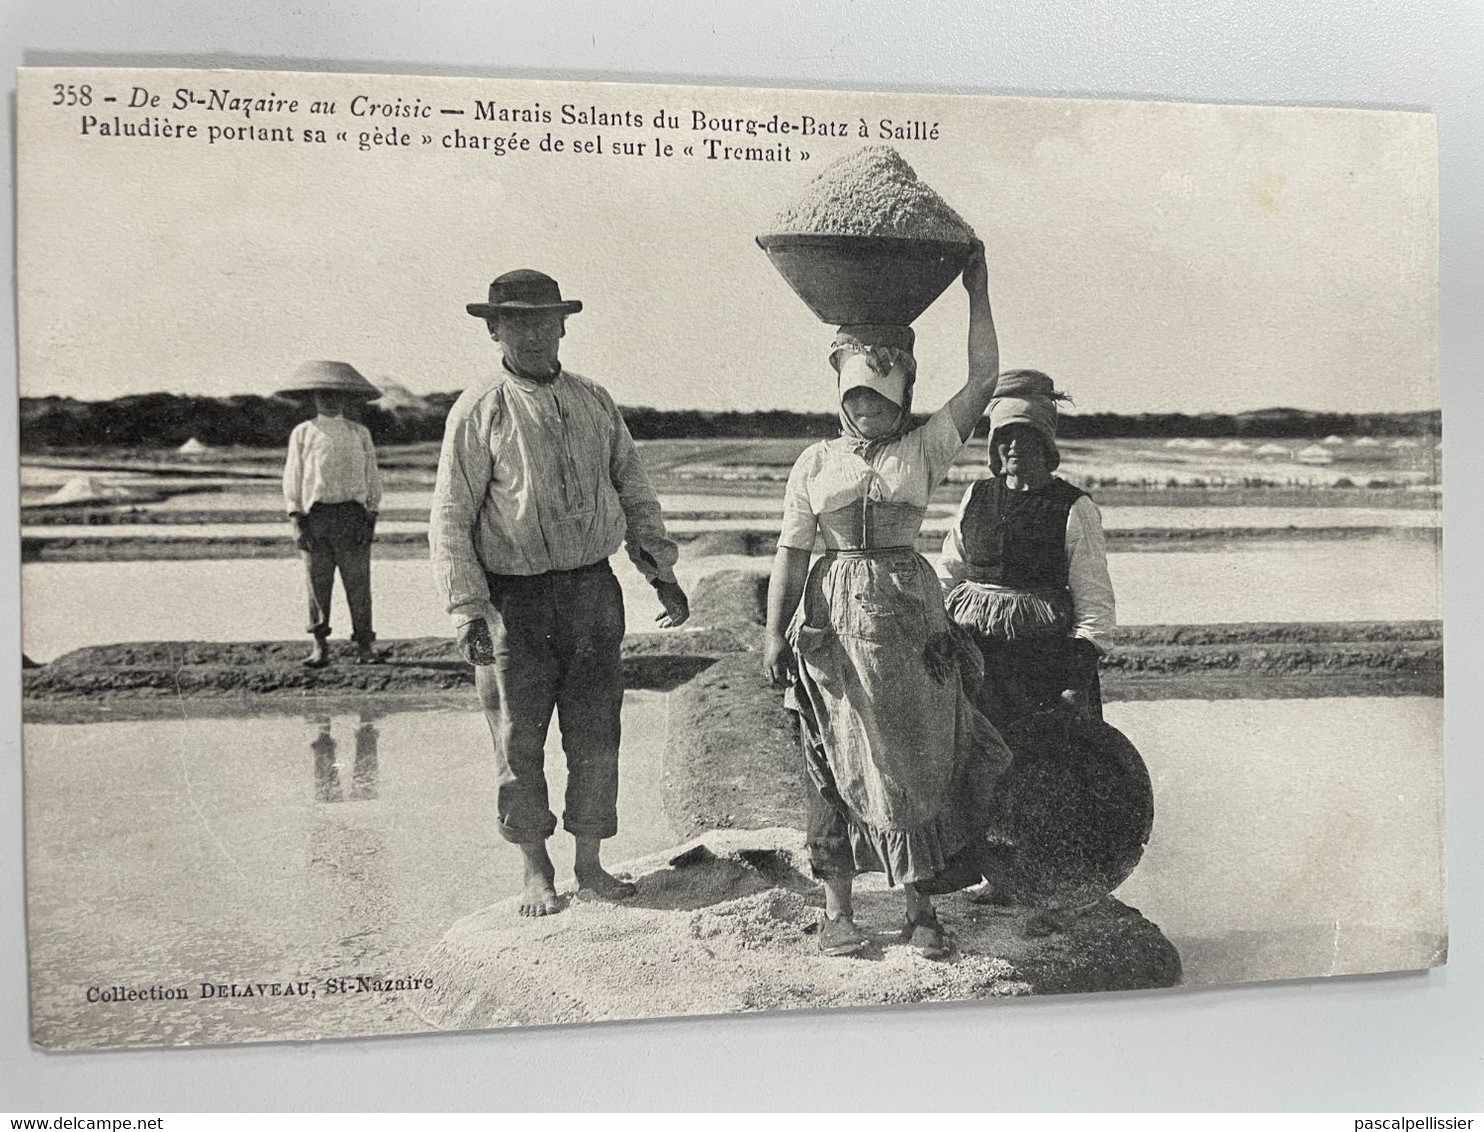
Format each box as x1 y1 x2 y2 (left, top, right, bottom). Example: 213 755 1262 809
830 324 918 455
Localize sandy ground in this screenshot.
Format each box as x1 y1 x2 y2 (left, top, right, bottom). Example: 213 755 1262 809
410 828 1181 1031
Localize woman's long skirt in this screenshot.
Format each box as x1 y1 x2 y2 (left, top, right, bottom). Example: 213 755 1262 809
786 548 1013 889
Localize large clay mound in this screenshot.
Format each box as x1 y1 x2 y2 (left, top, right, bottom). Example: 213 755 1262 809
411 829 1180 1031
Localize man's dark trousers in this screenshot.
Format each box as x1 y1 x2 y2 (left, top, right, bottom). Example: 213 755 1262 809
302 500 375 643
475 559 626 843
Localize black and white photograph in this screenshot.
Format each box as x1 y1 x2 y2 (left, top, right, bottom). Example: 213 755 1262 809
15 66 1443 1051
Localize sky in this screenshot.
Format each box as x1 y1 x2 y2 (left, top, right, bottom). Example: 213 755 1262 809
17 69 1439 416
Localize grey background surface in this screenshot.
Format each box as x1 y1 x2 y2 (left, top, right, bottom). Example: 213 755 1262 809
2 0 1480 1112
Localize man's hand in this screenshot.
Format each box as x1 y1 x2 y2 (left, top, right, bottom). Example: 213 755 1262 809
458 618 497 666
290 513 312 552
653 580 690 628
763 632 794 689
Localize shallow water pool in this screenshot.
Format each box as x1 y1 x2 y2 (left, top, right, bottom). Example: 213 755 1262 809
22 691 1445 1046
24 692 673 1048
21 536 1441 662
1109 696 1445 985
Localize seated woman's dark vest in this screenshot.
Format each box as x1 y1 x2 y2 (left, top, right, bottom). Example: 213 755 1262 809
957 476 1086 587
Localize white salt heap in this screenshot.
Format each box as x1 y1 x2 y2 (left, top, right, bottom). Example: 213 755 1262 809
772 146 975 241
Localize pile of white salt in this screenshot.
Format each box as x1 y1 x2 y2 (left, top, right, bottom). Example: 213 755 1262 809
771 145 975 242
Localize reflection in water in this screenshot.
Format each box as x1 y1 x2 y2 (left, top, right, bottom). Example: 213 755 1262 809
311 714 380 803
309 711 391 971
353 719 379 801
22 694 673 1046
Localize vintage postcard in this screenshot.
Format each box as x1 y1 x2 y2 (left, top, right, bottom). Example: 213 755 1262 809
15 67 1442 1049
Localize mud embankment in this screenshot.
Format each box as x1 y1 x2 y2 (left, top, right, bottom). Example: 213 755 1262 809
22 566 1441 710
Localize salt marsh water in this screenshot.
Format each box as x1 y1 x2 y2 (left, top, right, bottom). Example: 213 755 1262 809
21 521 429 540
1109 697 1446 984
24 693 672 1048
21 537 1441 662
22 694 1444 1046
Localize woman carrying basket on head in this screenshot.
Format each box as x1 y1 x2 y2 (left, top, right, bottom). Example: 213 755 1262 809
763 243 1014 960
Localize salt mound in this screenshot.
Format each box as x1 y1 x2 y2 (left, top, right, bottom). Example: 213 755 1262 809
772 146 975 242
43 476 133 505
410 828 1180 1031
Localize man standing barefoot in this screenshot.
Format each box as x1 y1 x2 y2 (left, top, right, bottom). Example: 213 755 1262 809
430 270 689 917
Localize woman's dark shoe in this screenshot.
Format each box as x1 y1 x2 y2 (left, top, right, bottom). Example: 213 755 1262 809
901 908 952 960
818 912 869 957
967 881 1026 914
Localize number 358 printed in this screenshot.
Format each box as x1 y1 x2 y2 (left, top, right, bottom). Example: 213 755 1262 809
53 84 93 106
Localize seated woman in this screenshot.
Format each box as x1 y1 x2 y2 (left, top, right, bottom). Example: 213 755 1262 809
940 369 1116 732
763 246 1013 960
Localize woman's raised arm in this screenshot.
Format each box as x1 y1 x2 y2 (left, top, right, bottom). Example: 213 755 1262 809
943 240 999 442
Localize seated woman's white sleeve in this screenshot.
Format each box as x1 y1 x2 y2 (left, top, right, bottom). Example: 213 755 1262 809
937 483 976 587
1066 495 1116 650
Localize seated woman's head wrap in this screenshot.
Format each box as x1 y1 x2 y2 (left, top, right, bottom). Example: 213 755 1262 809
986 369 1073 474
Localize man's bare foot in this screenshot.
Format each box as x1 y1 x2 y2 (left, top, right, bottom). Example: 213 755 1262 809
573 865 637 901
518 845 560 917
572 834 637 901
303 639 330 668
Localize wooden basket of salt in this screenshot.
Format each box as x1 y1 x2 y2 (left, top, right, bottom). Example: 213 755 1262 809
992 709 1156 911
758 145 976 326
756 233 973 326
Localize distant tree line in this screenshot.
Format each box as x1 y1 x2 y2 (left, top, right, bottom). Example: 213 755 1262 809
19 393 460 451
18 393 1442 451
1055 408 1441 441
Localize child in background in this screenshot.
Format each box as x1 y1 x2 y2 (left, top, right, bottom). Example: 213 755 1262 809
281 360 384 667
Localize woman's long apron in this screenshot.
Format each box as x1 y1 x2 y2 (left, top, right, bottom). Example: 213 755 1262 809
945 584 1103 731
785 501 1012 888
944 478 1103 731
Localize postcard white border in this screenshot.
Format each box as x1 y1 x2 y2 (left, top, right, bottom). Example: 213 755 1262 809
2 0 1480 1113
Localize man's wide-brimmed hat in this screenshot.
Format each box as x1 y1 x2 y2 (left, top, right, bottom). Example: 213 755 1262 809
466 269 583 319
277 360 383 401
